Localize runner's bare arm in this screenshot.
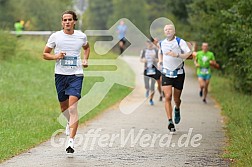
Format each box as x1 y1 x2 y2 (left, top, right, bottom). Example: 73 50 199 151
194 56 200 67
140 50 147 63
140 57 147 63
165 41 193 59
82 42 90 68
165 51 192 60
43 46 65 60
210 60 220 69
186 42 193 59
158 51 163 69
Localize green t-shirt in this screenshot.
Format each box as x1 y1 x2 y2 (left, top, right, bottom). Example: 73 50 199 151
196 50 215 75
14 22 23 32
14 22 23 37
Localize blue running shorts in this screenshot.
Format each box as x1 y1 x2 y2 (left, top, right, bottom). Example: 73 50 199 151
198 74 211 80
55 74 84 102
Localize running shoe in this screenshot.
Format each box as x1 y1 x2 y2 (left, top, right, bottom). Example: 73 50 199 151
159 96 163 101
66 139 74 157
199 90 203 97
174 106 181 124
168 121 176 132
65 122 70 136
149 99 154 106
203 99 207 103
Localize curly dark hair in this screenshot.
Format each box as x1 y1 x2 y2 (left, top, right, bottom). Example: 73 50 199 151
61 10 78 21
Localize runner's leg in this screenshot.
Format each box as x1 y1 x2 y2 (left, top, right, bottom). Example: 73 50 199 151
60 100 70 121
198 77 205 96
204 79 210 101
173 88 182 109
144 75 150 97
68 96 79 139
150 78 155 100
163 85 173 119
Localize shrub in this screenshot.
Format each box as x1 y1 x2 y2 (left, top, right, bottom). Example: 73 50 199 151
0 30 17 61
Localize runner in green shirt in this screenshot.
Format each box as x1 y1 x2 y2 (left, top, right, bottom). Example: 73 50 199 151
194 43 219 103
14 20 24 37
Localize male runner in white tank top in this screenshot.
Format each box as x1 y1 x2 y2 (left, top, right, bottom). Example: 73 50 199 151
158 23 192 132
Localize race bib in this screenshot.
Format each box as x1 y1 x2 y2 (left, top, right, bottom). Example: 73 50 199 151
163 68 178 78
200 68 209 74
61 56 77 66
146 68 156 75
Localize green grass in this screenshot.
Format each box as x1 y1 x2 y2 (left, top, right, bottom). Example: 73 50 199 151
210 74 252 166
185 60 252 166
0 36 134 162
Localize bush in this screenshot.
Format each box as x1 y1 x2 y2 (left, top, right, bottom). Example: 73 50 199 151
188 0 252 94
0 30 17 61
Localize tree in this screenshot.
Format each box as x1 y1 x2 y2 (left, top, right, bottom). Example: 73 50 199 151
145 0 168 21
187 0 252 93
82 0 113 31
221 0 252 93
145 0 194 40
166 0 192 23
108 0 149 35
187 0 235 63
0 0 72 30
0 0 15 29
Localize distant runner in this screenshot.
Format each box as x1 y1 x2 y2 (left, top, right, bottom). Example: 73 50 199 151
117 20 127 55
140 40 161 105
194 42 219 103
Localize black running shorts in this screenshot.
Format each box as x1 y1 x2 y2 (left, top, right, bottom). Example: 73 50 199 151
144 66 161 80
161 73 185 90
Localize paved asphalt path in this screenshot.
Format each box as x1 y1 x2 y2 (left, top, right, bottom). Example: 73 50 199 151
1 56 229 167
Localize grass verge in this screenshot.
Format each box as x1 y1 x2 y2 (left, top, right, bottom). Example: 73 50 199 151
186 60 252 166
211 74 252 166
